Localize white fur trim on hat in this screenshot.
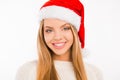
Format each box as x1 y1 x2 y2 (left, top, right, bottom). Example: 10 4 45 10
39 6 81 31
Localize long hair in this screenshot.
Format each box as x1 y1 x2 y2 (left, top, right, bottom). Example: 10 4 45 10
37 20 87 80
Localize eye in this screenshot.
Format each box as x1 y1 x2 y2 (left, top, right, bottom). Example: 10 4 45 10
45 29 53 33
63 26 71 31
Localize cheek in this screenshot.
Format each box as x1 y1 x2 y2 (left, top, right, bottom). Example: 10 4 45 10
44 33 53 43
65 31 73 41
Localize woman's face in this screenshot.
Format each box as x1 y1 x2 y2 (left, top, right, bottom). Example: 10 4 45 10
43 18 74 61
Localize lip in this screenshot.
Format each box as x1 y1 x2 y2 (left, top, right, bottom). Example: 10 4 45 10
52 42 66 49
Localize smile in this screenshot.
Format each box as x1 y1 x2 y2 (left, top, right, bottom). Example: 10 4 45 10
52 42 66 49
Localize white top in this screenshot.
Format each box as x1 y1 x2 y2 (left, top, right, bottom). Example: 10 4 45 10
15 60 103 80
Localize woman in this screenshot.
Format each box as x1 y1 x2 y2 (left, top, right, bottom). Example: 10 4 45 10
16 0 103 80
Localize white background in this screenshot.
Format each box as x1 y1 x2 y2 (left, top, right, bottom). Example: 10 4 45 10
0 0 120 80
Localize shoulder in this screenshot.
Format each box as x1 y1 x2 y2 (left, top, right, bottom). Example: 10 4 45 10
15 60 37 80
84 63 103 80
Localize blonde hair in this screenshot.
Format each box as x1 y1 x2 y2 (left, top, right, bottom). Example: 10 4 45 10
37 20 87 80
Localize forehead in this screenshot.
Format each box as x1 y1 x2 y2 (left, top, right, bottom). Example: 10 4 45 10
44 18 68 27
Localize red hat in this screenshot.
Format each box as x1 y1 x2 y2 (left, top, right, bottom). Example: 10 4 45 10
39 0 85 48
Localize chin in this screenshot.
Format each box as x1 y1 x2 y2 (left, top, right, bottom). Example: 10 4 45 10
52 49 70 56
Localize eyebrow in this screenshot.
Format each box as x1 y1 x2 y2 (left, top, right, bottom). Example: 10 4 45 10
44 26 53 29
44 23 70 29
62 23 71 27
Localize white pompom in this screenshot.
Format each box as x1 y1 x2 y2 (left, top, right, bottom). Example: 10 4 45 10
81 48 90 57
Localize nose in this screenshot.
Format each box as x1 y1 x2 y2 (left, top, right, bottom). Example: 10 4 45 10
54 31 62 41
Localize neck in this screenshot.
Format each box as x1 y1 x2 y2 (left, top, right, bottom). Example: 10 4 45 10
53 56 72 61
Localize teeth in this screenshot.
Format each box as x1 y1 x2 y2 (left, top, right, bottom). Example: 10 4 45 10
54 43 65 47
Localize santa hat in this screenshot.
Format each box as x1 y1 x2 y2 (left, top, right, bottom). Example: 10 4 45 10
39 0 85 49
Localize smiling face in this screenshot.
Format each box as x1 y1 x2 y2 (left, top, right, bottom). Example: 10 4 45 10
43 18 74 61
